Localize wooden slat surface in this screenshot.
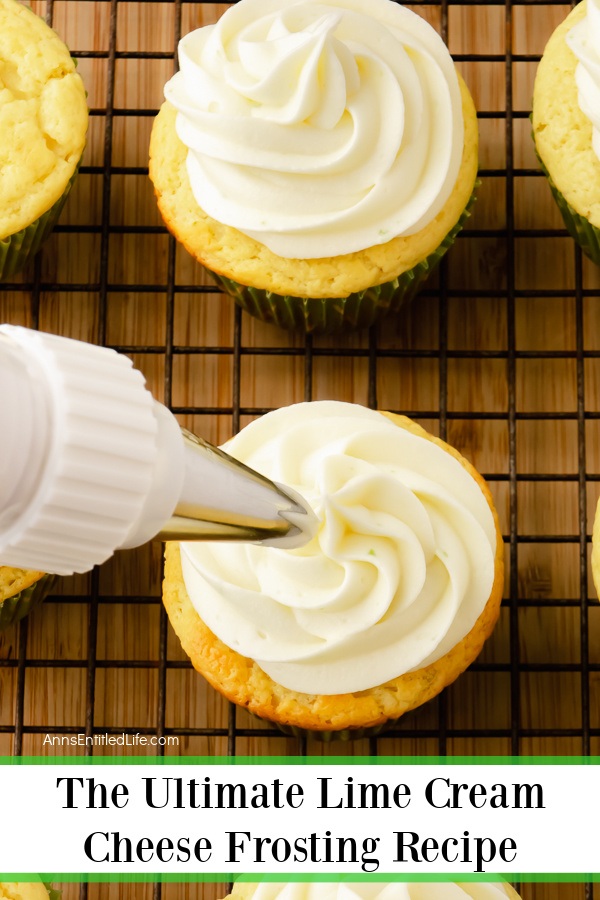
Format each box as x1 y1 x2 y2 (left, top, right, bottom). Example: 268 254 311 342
0 2 596 898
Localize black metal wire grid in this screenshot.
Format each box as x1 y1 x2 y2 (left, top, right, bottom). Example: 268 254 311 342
0 1 598 898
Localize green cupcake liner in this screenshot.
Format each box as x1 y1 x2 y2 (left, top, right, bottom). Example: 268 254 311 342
266 717 399 742
534 144 600 265
209 187 478 334
0 163 81 280
0 575 56 630
252 708 402 742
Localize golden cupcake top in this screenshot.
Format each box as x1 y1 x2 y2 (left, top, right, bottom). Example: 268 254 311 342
532 1 600 227
0 565 44 602
565 0 600 161
0 885 51 900
0 0 88 240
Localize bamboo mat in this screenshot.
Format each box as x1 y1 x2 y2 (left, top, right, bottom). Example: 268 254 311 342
0 1 597 898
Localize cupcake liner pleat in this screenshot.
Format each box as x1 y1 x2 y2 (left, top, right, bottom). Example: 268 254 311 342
267 718 399 742
534 142 600 265
0 575 56 630
0 163 81 280
210 186 478 334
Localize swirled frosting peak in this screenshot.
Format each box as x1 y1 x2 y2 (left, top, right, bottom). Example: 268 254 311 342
180 402 497 695
243 885 513 900
566 0 600 161
164 0 465 259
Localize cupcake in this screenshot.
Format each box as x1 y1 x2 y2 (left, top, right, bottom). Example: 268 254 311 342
0 885 59 900
150 0 478 333
0 567 54 630
223 884 522 900
532 0 600 264
592 499 600 599
0 0 88 278
163 401 504 739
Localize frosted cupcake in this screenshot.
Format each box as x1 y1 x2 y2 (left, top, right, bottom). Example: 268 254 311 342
150 0 478 332
0 567 54 630
163 401 504 739
532 0 600 264
224 885 522 900
0 0 88 277
592 498 600 599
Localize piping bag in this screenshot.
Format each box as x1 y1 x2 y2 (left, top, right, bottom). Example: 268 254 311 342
0 325 318 576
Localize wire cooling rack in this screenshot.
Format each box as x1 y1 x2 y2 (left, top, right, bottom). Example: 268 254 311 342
0 1 598 898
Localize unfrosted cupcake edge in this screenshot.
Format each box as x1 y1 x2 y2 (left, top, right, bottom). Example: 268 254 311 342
208 185 479 334
533 130 600 266
0 161 82 280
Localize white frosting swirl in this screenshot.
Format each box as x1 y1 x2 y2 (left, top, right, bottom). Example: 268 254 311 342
244 885 513 900
164 0 464 259
180 402 497 695
566 0 600 161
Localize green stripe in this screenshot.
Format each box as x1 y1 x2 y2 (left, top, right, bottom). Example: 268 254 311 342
0 874 598 884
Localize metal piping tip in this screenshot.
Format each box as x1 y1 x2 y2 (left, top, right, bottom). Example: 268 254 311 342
261 482 320 549
157 430 319 548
